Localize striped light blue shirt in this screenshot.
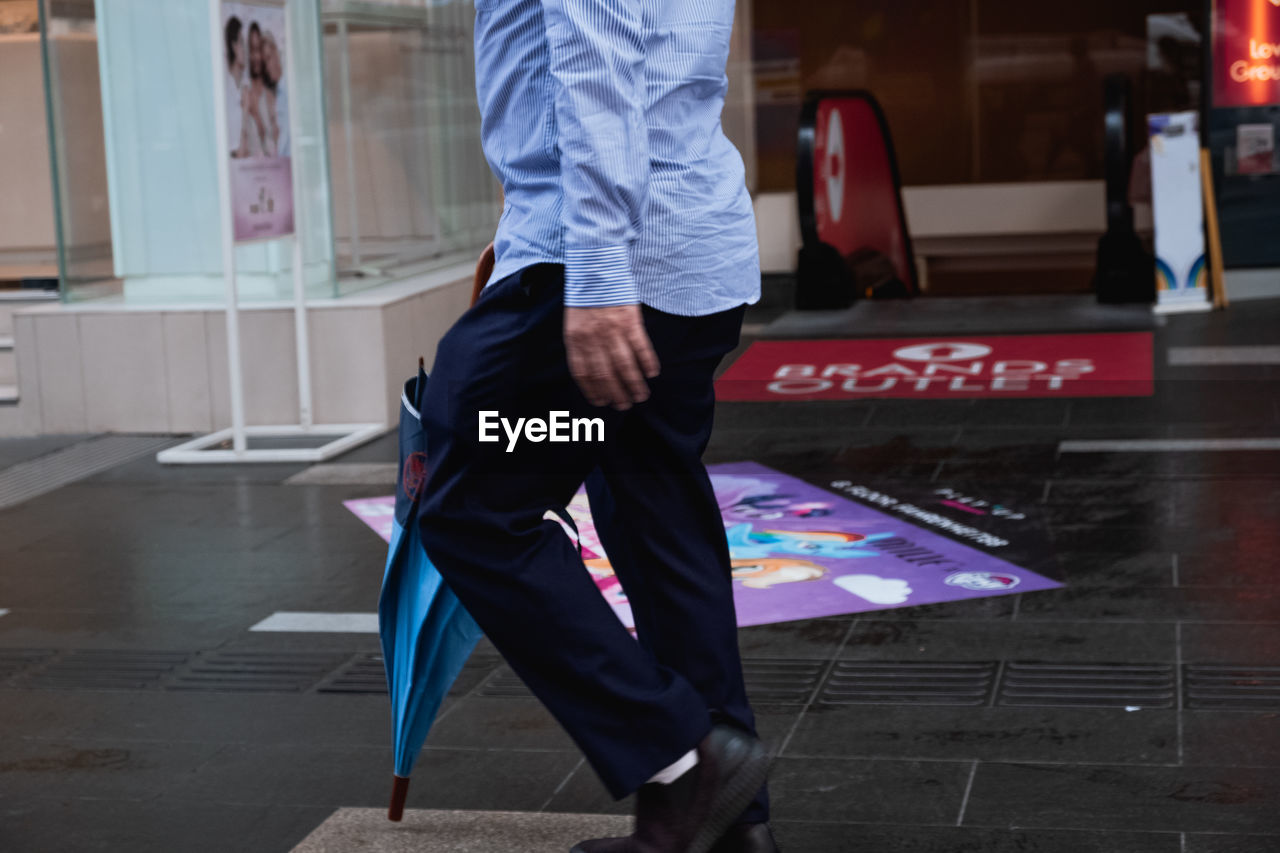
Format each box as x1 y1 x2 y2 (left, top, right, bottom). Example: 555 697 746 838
473 0 760 316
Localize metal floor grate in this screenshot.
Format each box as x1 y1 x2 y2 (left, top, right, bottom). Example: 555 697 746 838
164 650 348 693
1185 665 1280 711
317 653 387 695
477 658 826 703
743 659 826 704
0 435 177 510
12 650 188 691
998 662 1176 709
820 661 996 706
0 649 54 681
10 649 1264 713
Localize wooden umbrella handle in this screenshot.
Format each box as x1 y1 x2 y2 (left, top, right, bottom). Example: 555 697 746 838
471 242 496 308
388 774 411 822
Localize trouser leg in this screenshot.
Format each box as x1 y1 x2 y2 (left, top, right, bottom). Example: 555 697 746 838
584 304 770 823
418 264 713 797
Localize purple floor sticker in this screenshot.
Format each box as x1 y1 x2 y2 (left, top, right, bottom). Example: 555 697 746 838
344 461 1060 628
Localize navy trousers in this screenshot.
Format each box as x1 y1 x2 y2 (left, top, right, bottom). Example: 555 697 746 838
418 263 768 822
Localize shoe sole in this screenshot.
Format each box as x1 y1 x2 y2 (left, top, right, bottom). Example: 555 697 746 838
687 737 772 853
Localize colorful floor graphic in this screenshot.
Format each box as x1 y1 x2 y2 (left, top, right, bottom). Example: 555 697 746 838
716 333 1154 400
344 462 1060 628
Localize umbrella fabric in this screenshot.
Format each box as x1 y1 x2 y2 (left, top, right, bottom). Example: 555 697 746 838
378 364 483 817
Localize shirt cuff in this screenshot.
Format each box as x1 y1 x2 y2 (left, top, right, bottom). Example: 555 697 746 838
563 245 639 307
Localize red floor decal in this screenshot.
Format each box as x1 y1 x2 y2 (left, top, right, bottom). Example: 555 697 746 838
717 333 1153 400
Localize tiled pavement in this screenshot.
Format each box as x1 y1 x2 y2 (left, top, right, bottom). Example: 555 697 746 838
2 296 1280 851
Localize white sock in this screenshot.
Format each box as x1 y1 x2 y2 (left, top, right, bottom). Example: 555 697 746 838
647 749 699 785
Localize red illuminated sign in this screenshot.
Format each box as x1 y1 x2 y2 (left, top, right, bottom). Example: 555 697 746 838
716 334 1154 400
1213 0 1280 107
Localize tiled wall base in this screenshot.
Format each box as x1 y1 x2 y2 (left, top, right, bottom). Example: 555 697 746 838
1 264 473 436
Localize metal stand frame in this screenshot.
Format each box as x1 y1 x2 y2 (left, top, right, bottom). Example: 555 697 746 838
161 0 383 465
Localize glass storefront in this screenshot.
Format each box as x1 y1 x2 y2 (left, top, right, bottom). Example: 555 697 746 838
321 0 498 295
12 0 1219 303
752 0 1204 191
28 0 498 305
0 0 57 285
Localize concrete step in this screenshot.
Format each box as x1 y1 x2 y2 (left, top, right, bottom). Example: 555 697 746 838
0 289 58 338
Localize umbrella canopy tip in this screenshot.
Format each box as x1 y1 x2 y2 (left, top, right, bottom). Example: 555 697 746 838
388 775 411 822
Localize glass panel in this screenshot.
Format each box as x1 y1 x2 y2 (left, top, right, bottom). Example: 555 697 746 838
321 0 499 296
0 0 63 291
39 0 335 304
752 0 1203 189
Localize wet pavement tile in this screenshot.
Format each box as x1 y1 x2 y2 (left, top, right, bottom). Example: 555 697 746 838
18 522 298 556
168 742 582 812
785 705 1177 765
104 692 393 749
964 399 1073 428
716 400 877 431
0 609 254 651
0 738 225 802
6 307 1280 846
735 618 855 659
0 691 142 742
1183 832 1280 853
424 696 578 751
964 762 1280 833
1046 551 1175 587
766 756 972 824
1182 714 1280 768
1048 524 1241 553
0 434 93 469
843 619 1178 663
1014 586 1280 623
865 400 976 429
1 797 330 853
1037 500 1176 528
1177 552 1280 587
1180 623 1280 665
1052 451 1280 481
1068 382 1278 428
771 823 1181 853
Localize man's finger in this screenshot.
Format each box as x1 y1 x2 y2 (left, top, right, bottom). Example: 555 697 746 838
628 324 661 379
565 341 599 405
570 342 609 407
594 348 633 411
610 339 650 404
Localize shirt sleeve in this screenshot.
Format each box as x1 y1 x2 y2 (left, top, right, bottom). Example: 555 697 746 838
541 0 647 307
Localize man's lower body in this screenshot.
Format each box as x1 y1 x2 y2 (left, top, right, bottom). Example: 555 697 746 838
418 263 770 845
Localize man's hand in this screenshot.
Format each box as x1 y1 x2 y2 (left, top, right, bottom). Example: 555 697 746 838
564 305 660 411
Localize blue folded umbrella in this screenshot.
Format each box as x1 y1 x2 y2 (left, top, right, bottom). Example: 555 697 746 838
379 361 484 821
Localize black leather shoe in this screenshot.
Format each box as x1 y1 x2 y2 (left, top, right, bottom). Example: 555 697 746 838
570 725 770 853
708 823 780 853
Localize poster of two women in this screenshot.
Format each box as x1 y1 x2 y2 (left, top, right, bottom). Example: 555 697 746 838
221 1 294 241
